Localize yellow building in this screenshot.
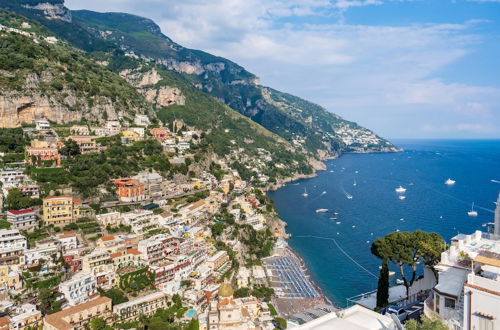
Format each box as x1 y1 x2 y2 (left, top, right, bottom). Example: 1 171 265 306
0 266 21 290
43 297 112 330
121 130 141 143
43 196 81 226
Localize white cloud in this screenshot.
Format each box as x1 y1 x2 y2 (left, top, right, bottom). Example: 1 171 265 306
65 0 500 138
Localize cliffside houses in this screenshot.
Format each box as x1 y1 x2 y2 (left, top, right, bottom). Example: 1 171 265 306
42 196 81 226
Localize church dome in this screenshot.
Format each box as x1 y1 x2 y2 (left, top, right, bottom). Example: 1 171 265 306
218 282 234 297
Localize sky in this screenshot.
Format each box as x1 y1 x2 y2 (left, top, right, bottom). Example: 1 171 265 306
65 0 500 139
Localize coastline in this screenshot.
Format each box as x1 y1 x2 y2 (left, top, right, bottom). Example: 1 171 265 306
264 148 401 314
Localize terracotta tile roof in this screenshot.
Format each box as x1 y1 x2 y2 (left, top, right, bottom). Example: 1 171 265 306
0 317 9 327
44 297 111 330
44 195 71 200
100 235 115 241
110 252 122 259
127 249 141 255
72 198 82 203
7 208 34 215
58 231 76 238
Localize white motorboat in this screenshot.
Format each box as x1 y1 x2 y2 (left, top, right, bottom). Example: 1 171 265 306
302 188 308 197
468 202 478 217
445 178 456 185
398 195 406 200
346 194 353 200
395 186 406 193
316 208 329 213
353 180 357 187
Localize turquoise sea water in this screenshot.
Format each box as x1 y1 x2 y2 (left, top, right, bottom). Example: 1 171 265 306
267 139 500 307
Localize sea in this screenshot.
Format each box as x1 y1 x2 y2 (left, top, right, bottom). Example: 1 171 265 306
267 139 500 307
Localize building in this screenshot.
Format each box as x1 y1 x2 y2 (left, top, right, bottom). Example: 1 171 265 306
150 127 170 142
134 114 150 127
9 304 42 330
132 171 163 199
105 121 121 136
43 196 81 226
6 209 37 230
113 291 168 322
494 192 500 236
137 234 180 266
0 229 27 251
0 265 21 290
114 178 145 203
206 251 229 272
56 231 78 251
96 212 121 228
292 304 397 330
96 235 124 253
69 125 89 136
82 250 114 288
4 183 40 199
43 296 112 330
34 120 50 131
425 230 500 330
0 168 25 186
26 147 61 166
111 249 143 270
24 245 60 268
66 136 99 154
58 272 96 306
121 209 158 235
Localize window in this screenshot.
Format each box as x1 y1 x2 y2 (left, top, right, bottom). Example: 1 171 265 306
444 298 455 309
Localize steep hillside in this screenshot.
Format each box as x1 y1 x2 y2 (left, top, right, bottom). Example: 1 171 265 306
0 0 396 157
0 9 314 183
0 10 152 127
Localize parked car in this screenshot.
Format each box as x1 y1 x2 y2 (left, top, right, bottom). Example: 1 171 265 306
387 305 408 322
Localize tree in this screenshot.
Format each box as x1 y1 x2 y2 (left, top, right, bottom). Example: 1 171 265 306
406 316 448 330
89 317 112 330
371 230 445 296
376 259 389 308
60 139 80 157
5 189 33 210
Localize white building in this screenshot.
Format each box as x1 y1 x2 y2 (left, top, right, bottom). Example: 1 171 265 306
121 209 158 235
132 171 163 198
59 272 97 306
425 230 500 330
34 119 50 130
293 304 398 330
56 231 78 251
96 211 122 227
24 245 60 267
134 114 150 127
0 168 25 186
6 209 37 230
0 229 27 251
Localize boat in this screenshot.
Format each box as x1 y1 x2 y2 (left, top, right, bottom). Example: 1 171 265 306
398 195 406 200
345 193 353 200
467 202 478 217
316 208 329 213
353 180 357 187
445 178 456 185
333 212 339 216
302 188 308 197
395 186 406 193
329 217 337 220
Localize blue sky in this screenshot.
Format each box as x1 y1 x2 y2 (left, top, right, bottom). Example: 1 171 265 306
66 0 500 139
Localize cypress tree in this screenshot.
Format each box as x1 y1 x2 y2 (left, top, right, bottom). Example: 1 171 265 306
376 258 390 308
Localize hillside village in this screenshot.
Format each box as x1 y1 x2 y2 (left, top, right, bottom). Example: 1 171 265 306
0 114 332 330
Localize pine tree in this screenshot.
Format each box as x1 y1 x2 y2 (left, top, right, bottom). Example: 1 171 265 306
376 258 389 308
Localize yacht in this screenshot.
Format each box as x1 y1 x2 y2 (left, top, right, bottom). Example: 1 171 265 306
333 212 340 216
398 195 406 200
445 178 456 185
467 202 478 217
346 194 353 200
302 188 308 197
395 186 406 193
316 208 329 213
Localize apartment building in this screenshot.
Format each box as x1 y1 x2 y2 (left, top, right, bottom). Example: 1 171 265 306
43 297 112 330
66 136 99 154
42 196 81 226
113 291 168 322
6 209 37 230
96 212 121 228
121 209 158 235
206 251 229 271
114 178 145 203
82 250 114 289
59 272 96 306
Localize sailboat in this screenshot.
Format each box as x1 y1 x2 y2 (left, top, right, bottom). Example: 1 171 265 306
468 202 478 217
302 188 308 197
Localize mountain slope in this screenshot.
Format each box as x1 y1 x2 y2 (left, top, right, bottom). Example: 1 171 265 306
0 0 395 157
0 9 314 183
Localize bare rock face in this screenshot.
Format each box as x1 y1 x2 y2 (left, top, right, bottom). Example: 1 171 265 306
0 92 122 128
120 68 185 107
22 3 72 22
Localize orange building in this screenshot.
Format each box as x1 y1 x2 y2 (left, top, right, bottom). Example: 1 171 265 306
26 147 61 166
114 178 145 202
150 127 170 142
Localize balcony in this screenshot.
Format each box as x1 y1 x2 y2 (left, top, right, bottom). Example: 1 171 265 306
467 273 500 292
